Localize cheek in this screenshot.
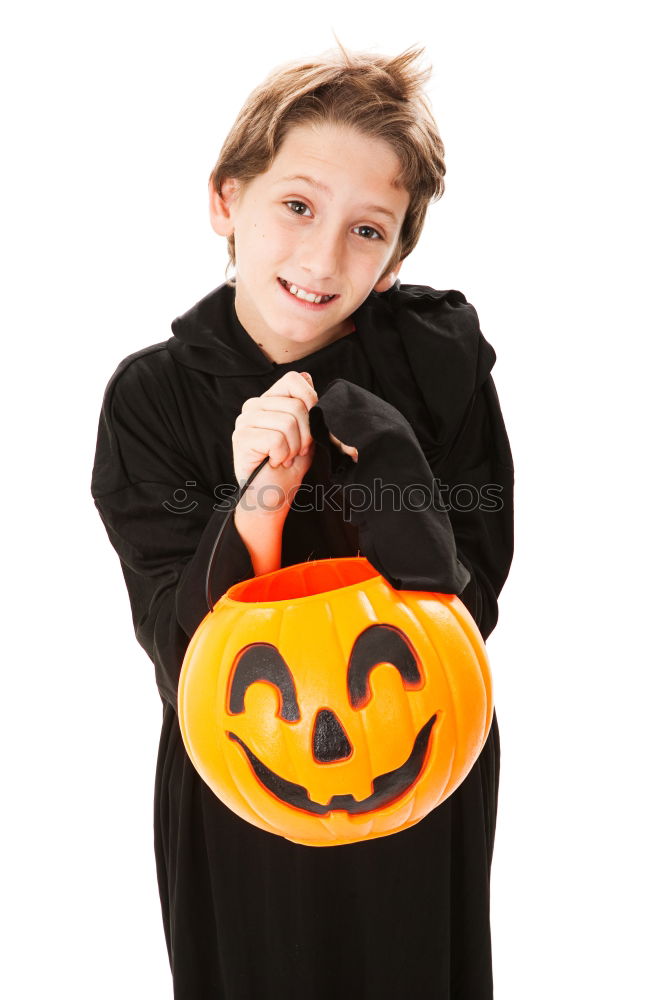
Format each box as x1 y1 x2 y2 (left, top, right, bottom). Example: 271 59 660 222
351 242 391 281
235 229 276 280
247 225 294 268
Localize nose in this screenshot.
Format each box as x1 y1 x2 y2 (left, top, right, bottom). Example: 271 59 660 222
312 709 352 763
298 223 343 283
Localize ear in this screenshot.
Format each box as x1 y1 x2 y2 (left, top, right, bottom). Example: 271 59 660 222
208 176 243 237
373 258 403 294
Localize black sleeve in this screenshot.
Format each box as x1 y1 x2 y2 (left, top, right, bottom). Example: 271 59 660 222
311 376 514 642
310 380 472 594
90 369 254 711
431 374 514 641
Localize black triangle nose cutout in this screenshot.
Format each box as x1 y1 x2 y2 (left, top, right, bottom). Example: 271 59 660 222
312 709 352 763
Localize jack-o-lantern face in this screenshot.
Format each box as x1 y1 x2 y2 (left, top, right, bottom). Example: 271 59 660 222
227 625 436 815
178 557 492 847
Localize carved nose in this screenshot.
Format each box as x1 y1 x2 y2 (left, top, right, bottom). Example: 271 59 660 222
312 709 352 763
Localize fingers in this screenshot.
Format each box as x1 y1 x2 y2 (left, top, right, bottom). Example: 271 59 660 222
234 371 319 474
233 427 292 470
263 369 318 410
235 412 306 467
328 431 359 463
239 398 312 460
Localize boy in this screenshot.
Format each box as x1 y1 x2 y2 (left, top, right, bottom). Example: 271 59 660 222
91 40 513 999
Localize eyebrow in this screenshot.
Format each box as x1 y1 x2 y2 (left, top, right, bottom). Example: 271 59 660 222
277 174 399 224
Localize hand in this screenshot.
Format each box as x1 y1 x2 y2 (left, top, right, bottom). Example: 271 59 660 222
328 431 358 464
232 370 319 518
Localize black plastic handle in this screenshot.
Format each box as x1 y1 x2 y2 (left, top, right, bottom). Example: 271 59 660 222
204 454 271 614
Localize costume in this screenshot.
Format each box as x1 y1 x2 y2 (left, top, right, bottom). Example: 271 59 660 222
91 279 514 999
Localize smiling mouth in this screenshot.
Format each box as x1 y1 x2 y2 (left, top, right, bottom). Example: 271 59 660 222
226 714 437 816
277 277 338 305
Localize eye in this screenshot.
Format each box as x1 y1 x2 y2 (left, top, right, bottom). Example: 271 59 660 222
228 642 301 722
284 201 384 241
284 199 312 217
352 224 383 241
347 624 423 709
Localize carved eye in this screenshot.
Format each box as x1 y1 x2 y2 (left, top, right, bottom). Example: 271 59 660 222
347 624 423 709
228 643 301 722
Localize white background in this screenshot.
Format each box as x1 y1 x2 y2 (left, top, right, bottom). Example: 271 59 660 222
3 1 664 997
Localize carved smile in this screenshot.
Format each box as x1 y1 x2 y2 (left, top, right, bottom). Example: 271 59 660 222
226 714 437 816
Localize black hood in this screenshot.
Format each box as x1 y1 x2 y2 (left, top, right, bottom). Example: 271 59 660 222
166 279 496 467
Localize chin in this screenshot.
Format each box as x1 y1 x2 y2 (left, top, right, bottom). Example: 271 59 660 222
280 317 334 339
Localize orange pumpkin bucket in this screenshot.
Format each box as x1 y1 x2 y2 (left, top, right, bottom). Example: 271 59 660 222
177 555 493 847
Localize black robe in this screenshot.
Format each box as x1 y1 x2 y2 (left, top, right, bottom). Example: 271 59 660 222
90 279 514 999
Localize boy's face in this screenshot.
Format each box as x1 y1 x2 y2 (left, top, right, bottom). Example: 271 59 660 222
209 122 411 364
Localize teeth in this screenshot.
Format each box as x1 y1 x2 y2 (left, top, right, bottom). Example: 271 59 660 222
281 278 334 304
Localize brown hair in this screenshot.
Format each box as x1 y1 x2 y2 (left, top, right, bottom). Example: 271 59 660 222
209 38 446 284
